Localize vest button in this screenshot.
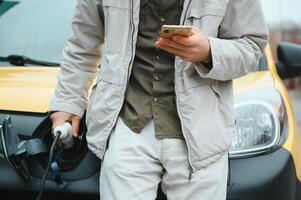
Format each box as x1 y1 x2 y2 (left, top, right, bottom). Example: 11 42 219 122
160 17 166 23
153 56 160 62
154 74 160 81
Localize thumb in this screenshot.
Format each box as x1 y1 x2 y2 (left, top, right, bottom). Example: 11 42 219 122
71 116 81 137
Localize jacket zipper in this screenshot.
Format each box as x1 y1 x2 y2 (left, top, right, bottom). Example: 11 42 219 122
175 94 194 183
177 0 195 182
181 0 192 26
127 0 136 84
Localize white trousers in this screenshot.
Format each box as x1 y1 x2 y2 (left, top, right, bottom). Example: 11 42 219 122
99 117 228 200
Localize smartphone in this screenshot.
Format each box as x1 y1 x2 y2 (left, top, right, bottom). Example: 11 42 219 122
160 25 193 38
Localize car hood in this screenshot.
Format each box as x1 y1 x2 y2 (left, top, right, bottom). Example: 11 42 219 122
0 67 59 113
0 67 275 114
233 71 275 95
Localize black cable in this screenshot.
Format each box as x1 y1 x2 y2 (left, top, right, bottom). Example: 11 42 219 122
36 132 61 200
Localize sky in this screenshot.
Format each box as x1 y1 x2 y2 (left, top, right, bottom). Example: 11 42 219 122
261 0 301 28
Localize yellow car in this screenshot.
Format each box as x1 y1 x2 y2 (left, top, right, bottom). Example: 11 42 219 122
1 0 301 200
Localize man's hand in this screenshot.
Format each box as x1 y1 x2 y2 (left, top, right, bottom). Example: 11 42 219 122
155 27 211 63
50 111 81 138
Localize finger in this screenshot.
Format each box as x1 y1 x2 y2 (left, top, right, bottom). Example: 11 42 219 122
50 111 70 129
172 35 197 47
155 41 189 58
51 119 66 135
71 117 81 137
157 38 190 52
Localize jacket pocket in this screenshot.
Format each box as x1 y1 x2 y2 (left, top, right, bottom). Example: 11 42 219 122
101 0 131 55
85 79 125 156
175 63 212 93
186 0 228 37
210 80 235 127
85 78 125 129
102 0 130 9
188 0 229 17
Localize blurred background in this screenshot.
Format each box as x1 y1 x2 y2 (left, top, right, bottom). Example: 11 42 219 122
262 0 301 88
261 0 301 130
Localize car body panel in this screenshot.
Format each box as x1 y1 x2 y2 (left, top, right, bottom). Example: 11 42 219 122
227 147 297 200
272 60 301 183
233 71 274 95
263 45 301 183
0 67 58 113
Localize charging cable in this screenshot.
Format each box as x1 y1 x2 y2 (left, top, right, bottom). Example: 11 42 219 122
36 131 61 200
36 121 73 200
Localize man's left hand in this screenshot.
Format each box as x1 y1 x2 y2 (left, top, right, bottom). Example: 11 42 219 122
155 27 211 63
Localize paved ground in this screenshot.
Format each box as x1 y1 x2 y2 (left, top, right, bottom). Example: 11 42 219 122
288 89 301 133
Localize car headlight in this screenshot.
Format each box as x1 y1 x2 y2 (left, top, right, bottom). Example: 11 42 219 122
230 89 287 157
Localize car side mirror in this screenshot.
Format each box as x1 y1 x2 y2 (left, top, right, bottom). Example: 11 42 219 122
276 42 301 79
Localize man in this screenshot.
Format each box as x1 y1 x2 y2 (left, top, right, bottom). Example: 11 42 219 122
49 0 269 199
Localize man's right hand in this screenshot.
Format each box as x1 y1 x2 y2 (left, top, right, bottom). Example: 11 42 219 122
50 111 81 138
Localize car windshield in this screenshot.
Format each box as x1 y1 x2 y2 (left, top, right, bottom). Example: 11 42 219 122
0 0 76 66
0 0 268 70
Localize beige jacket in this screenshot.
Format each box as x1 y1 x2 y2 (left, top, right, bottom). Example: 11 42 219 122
49 0 269 172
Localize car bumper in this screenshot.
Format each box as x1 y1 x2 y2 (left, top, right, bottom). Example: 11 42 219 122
227 147 300 200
